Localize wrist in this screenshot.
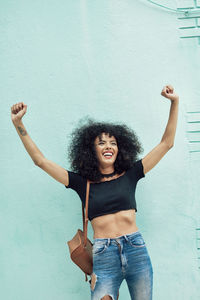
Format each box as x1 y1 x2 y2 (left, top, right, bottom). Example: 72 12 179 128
171 97 179 103
13 119 23 127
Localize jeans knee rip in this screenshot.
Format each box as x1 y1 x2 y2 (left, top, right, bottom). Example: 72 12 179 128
90 274 115 299
100 295 114 300
90 272 97 291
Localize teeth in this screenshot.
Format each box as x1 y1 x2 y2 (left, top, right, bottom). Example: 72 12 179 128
103 153 113 157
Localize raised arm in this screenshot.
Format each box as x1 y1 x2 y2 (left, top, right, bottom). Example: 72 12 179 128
11 102 69 186
142 84 179 175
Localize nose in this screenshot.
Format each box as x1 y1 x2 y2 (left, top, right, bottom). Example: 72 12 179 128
105 143 112 149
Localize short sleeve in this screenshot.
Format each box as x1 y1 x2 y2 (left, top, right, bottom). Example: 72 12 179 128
65 170 87 201
133 159 145 181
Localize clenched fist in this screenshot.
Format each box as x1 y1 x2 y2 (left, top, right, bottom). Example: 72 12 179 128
161 85 179 102
11 102 27 125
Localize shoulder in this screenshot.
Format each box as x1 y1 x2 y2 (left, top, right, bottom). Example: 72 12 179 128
126 159 145 181
65 170 87 190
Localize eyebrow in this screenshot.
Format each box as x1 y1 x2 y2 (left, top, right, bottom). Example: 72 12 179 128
98 139 116 142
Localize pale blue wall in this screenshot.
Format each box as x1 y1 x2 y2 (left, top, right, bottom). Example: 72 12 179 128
1 0 200 299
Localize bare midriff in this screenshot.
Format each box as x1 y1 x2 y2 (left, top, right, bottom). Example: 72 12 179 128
91 209 139 239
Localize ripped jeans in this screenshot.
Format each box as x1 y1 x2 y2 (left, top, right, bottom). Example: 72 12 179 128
90 231 153 300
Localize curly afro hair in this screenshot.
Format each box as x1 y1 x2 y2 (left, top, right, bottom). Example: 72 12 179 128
67 117 144 182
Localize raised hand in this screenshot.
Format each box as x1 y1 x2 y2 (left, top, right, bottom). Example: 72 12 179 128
11 102 27 125
161 85 179 102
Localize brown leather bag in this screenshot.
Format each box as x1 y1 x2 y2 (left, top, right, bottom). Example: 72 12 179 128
67 180 93 281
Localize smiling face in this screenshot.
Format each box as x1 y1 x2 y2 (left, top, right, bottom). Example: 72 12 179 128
94 132 118 173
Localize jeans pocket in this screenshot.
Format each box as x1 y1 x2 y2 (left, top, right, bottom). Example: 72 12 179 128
128 234 146 248
92 241 108 255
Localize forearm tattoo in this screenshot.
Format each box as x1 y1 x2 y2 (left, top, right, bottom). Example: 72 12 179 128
17 126 27 136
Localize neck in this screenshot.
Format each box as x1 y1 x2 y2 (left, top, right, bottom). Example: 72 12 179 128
99 165 114 175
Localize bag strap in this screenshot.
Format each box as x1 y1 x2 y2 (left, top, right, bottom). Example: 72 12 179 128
82 180 91 282
82 180 91 247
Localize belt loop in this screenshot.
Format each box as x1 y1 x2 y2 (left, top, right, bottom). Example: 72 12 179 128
107 238 110 246
124 235 129 242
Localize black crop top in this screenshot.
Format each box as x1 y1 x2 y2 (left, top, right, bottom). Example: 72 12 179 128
65 159 145 221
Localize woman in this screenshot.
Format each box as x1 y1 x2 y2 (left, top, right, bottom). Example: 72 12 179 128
11 84 179 300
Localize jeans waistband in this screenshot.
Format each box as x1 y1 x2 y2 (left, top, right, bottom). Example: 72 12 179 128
93 230 141 243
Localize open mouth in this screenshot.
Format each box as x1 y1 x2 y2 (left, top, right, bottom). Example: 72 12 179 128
103 152 113 159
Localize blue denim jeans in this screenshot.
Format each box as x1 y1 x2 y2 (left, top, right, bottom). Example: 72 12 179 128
90 231 153 300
